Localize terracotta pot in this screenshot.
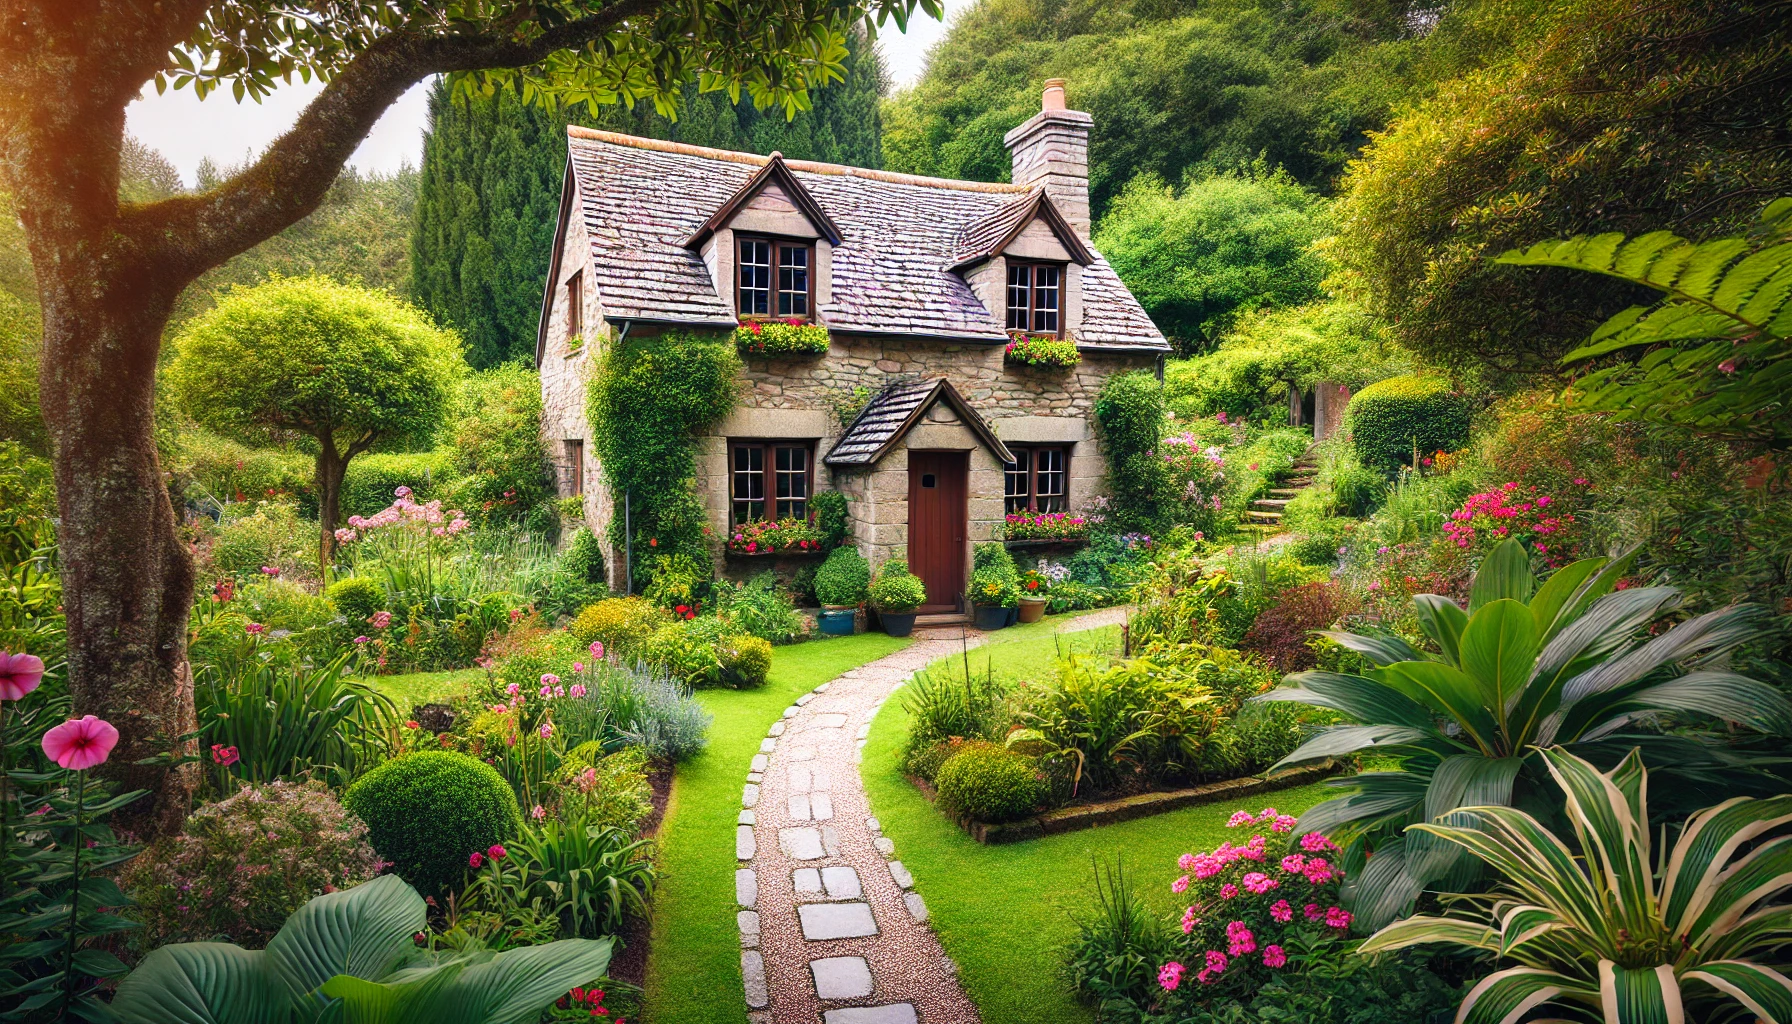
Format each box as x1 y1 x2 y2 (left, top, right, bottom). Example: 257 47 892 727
1017 597 1046 623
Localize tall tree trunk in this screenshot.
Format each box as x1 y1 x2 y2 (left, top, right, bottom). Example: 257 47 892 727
36 263 199 838
317 444 348 575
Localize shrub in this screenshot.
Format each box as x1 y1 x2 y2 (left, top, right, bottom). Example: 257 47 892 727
1239 581 1349 672
904 661 1004 746
325 575 386 624
560 528 605 586
210 500 313 577
720 633 773 688
574 661 711 761
1020 653 1229 792
869 559 926 613
124 780 383 949
900 738 961 783
569 597 671 658
935 742 1045 823
1346 375 1471 471
552 743 653 835
175 428 313 503
812 546 869 607
811 489 849 549
969 542 1020 607
339 451 461 520
642 617 769 688
714 572 805 645
342 750 523 896
445 362 556 530
1095 370 1170 532
640 551 706 612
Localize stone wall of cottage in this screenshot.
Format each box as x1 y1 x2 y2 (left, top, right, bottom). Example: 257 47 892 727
538 212 616 575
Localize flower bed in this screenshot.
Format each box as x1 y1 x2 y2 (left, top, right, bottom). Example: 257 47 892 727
1004 332 1080 368
1003 511 1089 541
734 318 829 357
1441 479 1587 565
726 516 825 555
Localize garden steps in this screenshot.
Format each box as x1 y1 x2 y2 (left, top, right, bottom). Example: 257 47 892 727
911 612 971 627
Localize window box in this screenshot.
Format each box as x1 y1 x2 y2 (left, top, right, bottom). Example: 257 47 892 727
734 318 829 357
1002 511 1090 542
1004 332 1079 369
725 516 825 556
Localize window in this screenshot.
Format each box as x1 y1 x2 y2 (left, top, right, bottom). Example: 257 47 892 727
731 441 814 523
1006 262 1062 335
564 439 584 497
1005 445 1069 514
566 270 583 340
738 237 812 319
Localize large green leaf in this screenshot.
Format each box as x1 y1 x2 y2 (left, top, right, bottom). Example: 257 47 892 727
1533 586 1682 710
1558 605 1773 707
1529 556 1608 639
1341 835 1430 931
1598 961 1685 1024
1540 748 1655 933
109 943 292 1024
266 875 426 1005
1357 914 1499 955
1424 755 1524 824
1409 805 1608 942
1379 662 1503 755
1582 672 1792 739
318 962 463 1024
1269 724 1435 769
434 939 613 1024
1257 671 1438 730
1684 960 1792 1023
1468 539 1534 614
1294 771 1428 838
1459 599 1538 721
1412 594 1468 667
1313 629 1428 667
1661 795 1792 934
1682 834 1792 950
1455 966 1585 1024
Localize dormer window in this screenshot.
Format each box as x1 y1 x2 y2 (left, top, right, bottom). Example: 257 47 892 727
738 236 812 319
1007 262 1061 335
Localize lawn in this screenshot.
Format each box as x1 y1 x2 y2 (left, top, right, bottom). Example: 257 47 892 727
643 632 913 1024
364 666 484 709
861 626 1335 1024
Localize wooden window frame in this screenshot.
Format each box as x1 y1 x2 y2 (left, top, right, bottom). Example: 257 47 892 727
564 439 584 497
1005 261 1064 337
566 270 583 340
736 235 815 321
729 439 817 525
1004 444 1070 514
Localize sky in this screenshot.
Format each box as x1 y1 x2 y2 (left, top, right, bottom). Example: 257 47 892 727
123 8 957 188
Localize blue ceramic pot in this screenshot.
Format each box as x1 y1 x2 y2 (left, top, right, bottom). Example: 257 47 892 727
817 607 856 636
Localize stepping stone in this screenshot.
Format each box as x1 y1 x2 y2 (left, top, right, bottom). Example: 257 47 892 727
768 721 786 737
788 746 816 762
736 826 756 860
806 712 849 729
821 865 861 899
759 738 777 753
738 810 755 825
810 956 874 1000
821 825 841 857
888 861 913 889
749 754 769 772
823 1005 917 1024
793 868 823 895
811 792 834 820
798 902 878 940
742 784 759 808
780 827 825 860
796 693 817 706
736 868 757 909
788 793 813 821
904 892 928 923
814 682 830 693
738 910 760 947
742 951 767 1008
812 769 833 791
875 836 895 857
789 767 812 793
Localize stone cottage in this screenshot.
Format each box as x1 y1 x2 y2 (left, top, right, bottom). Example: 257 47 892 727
538 80 1169 614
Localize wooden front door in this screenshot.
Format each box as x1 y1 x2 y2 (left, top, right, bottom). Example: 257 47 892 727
908 451 968 613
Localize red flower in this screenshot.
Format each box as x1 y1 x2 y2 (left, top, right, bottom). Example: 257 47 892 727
648 538 658 547
675 605 690 615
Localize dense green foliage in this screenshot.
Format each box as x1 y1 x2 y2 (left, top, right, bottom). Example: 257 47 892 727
869 558 926 613
1346 374 1472 470
586 331 741 586
343 751 524 897
1095 167 1331 352
933 741 1045 824
414 33 885 366
813 546 870 607
1330 0 1792 376
1094 371 1168 531
442 362 558 528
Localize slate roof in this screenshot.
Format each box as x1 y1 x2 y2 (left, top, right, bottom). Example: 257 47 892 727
950 191 1092 270
825 378 1014 467
557 128 1169 351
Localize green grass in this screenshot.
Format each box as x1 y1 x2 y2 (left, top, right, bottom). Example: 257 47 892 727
363 666 484 709
862 625 1334 1024
644 632 912 1024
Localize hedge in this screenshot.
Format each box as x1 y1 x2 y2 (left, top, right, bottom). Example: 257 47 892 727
1346 375 1471 470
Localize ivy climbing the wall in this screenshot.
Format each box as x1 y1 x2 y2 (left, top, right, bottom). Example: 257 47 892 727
1094 370 1170 533
587 330 741 589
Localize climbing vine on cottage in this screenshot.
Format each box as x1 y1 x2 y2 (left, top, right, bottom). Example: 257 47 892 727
587 330 741 587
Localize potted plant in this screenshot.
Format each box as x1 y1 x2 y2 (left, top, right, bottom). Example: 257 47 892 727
811 547 869 636
968 567 1016 631
868 559 927 637
1016 567 1050 623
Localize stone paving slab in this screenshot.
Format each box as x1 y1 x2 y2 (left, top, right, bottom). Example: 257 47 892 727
811 956 875 1000
798 902 878 940
823 1005 918 1024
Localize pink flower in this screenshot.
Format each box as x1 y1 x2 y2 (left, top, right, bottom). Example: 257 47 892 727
1326 906 1353 930
531 804 547 820
1256 807 1279 821
1719 358 1739 374
1226 810 1254 828
1181 906 1199 933
506 683 521 696
1299 832 1335 853
1242 871 1278 894
540 685 553 697
569 684 587 698
209 743 239 766
1178 853 1198 872
541 673 560 687
353 635 371 644
590 642 605 659
1304 903 1323 921
1197 950 1228 984
245 622 266 635
334 528 357 544
1303 858 1336 884
1158 961 1185 991
369 611 392 629
42 716 119 770
1226 920 1257 956
395 486 413 498
1269 899 1292 923
487 844 507 860
1171 875 1189 893
260 565 280 576
467 851 484 868
539 722 553 738
1263 944 1286 968
1281 853 1306 874
0 652 45 701
572 662 585 673
1220 883 1239 900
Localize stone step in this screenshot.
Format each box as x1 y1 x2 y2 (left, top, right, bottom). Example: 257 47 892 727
1268 488 1302 497
1252 498 1291 509
1246 510 1285 522
912 612 970 626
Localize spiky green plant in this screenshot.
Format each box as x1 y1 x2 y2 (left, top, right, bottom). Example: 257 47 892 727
1362 746 1792 1024
1259 538 1788 927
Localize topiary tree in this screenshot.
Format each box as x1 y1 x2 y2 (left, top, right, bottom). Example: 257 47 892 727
812 547 870 607
934 741 1045 823
167 277 464 572
1346 374 1472 471
341 750 522 897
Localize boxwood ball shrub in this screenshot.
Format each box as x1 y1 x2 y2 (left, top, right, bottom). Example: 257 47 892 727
869 558 927 612
342 750 523 896
813 546 870 607
1346 374 1471 470
934 741 1046 824
325 575 386 624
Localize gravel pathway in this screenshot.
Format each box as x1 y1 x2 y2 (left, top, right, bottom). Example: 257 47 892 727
734 607 1130 1023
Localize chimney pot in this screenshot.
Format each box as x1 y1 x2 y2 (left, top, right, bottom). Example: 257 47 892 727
1042 79 1067 112
1004 79 1092 239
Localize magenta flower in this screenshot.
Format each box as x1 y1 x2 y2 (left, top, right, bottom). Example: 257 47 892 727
1272 814 1296 832
506 683 521 696
260 565 280 576
0 652 46 701
209 743 239 766
540 673 560 687
1171 875 1189 893
1158 961 1185 991
468 851 484 868
395 485 413 498
369 611 392 629
1220 883 1239 899
590 641 605 659
487 844 507 860
1299 832 1336 853
1226 810 1254 828
353 635 371 644
42 716 119 770
539 722 553 738
1241 871 1278 894
1178 852 1197 872
1326 906 1353 930
572 662 585 673
1269 899 1293 923
531 804 547 820
1262 944 1287 968
1196 950 1228 984
245 622 266 635
1281 853 1306 874
1225 920 1257 956
1181 905 1199 933
1304 902 1323 921
1303 857 1336 884
569 684 587 698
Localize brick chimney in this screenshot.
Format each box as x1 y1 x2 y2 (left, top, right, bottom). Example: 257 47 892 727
1004 78 1093 238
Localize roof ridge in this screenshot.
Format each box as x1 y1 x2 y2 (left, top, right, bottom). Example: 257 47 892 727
566 125 1032 195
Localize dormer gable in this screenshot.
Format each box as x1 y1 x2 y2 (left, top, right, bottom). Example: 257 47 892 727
684 152 842 249
948 190 1092 273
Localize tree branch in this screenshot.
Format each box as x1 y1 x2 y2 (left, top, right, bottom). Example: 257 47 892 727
124 0 669 275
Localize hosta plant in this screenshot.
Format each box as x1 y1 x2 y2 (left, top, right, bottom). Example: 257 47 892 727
111 874 613 1024
1260 538 1788 927
1362 746 1792 1024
